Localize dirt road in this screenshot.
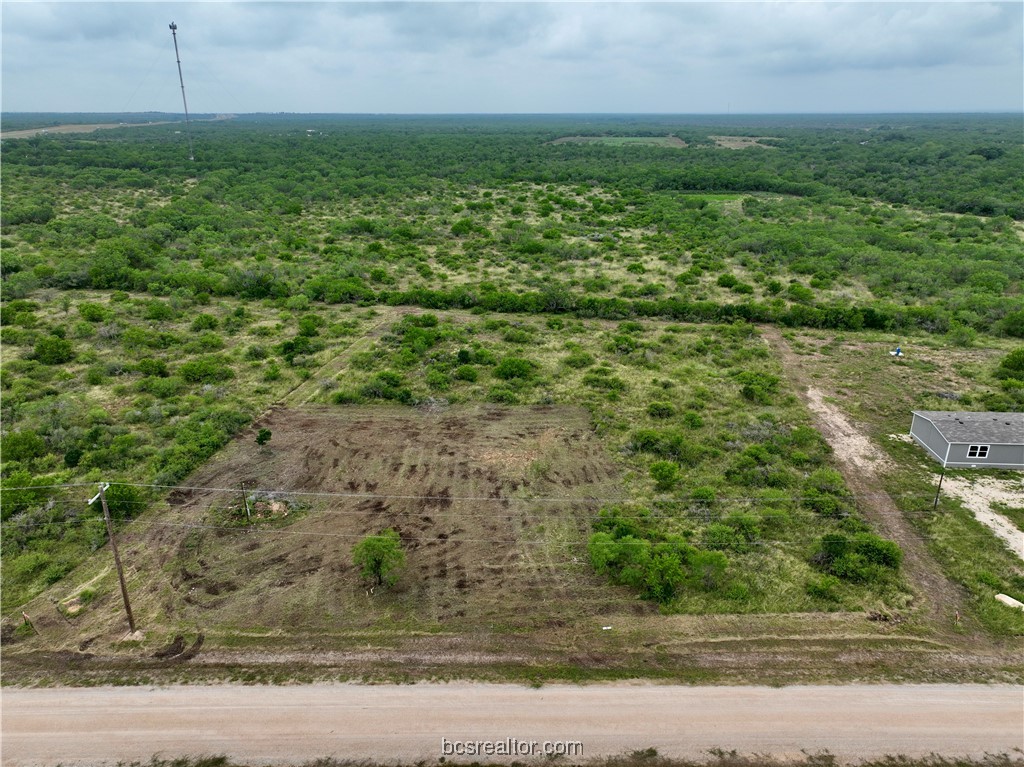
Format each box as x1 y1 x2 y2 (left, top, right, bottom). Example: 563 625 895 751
760 327 970 626
3 683 1021 765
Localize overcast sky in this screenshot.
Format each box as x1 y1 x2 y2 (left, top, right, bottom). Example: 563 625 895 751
2 1 1022 114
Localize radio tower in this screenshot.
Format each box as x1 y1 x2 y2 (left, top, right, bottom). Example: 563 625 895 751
169 22 195 161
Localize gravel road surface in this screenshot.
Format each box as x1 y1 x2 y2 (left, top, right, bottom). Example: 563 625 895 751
3 683 1022 765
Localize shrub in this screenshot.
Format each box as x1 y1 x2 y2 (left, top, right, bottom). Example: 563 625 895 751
360 371 413 404
494 357 536 380
425 369 450 391
453 365 478 382
78 303 110 322
583 370 627 391
724 512 760 544
682 411 703 429
734 370 780 404
34 336 74 364
137 358 169 377
691 486 716 506
999 310 1024 338
190 314 219 331
689 550 728 591
98 483 145 522
852 532 903 569
179 356 234 383
503 328 532 344
806 575 842 602
995 348 1024 379
812 532 902 582
649 461 679 492
703 523 744 552
1 430 47 462
564 350 595 369
647 402 675 419
486 386 519 404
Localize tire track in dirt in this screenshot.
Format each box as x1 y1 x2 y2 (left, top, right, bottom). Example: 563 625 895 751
761 327 971 629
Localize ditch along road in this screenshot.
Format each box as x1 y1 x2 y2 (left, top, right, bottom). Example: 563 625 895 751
3 682 1022 765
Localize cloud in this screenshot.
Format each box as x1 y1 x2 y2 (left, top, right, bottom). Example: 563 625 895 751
1 1 1021 113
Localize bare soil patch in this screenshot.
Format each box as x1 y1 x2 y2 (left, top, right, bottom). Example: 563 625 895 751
0 114 234 140
548 135 687 148
1 121 176 139
709 135 780 149
940 475 1024 560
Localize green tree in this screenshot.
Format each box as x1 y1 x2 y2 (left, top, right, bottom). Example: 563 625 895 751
256 428 272 447
353 529 406 588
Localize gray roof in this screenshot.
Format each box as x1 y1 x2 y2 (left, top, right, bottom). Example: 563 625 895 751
913 411 1024 445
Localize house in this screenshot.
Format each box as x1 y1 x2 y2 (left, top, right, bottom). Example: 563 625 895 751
910 411 1024 470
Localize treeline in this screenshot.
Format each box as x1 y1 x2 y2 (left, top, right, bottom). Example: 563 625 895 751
378 286 1002 334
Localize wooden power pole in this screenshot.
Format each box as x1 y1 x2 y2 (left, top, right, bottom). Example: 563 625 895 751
90 483 136 633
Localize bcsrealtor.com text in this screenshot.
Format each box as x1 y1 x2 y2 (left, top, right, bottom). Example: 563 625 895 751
441 738 583 757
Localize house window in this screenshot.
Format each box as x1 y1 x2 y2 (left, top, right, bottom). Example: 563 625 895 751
967 445 990 459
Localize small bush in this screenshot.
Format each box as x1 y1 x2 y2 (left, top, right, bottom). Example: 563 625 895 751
649 461 679 492
137 358 169 377
34 336 74 364
494 357 536 380
564 350 595 369
78 303 110 323
682 411 703 429
179 356 234 383
806 574 842 601
647 402 675 419
190 314 219 331
453 365 478 382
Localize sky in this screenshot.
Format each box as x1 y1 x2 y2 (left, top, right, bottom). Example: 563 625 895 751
2 1 1022 114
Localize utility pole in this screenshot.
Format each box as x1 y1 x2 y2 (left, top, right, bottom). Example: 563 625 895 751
240 481 251 524
169 22 195 162
90 483 136 633
932 469 946 509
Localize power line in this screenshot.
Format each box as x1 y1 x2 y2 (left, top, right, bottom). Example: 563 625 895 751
8 507 1017 546
4 478 986 505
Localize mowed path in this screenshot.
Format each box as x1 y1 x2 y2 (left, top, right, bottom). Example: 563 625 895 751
3 683 1021 765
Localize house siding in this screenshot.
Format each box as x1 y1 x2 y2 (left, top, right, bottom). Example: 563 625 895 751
910 414 949 465
945 443 1024 470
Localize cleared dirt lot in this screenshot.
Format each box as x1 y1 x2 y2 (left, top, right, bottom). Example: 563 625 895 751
13 404 634 645
4 682 1022 766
